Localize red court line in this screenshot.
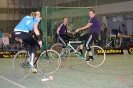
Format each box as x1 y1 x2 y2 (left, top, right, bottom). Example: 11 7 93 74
119 72 133 86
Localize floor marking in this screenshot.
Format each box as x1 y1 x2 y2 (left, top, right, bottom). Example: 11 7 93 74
0 76 26 88
119 73 133 86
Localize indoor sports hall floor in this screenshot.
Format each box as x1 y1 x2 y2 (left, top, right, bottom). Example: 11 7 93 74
0 54 133 88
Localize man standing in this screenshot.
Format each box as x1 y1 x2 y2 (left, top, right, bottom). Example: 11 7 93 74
100 23 108 48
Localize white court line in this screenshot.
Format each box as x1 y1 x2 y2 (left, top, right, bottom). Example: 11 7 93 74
0 76 26 88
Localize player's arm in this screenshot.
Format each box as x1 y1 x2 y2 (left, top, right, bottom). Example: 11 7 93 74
34 23 40 35
56 23 63 35
67 30 72 33
76 23 92 32
34 22 42 47
56 27 61 35
33 17 42 36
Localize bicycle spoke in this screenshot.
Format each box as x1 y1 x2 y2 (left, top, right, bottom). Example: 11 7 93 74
12 50 31 79
60 48 70 68
37 50 61 75
51 43 63 53
85 46 106 67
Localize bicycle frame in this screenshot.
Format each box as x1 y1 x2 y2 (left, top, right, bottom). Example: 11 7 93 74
33 49 49 65
66 41 95 57
67 41 82 53
57 40 106 68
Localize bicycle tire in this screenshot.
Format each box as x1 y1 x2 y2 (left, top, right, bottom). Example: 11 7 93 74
12 50 31 79
37 50 61 75
60 48 70 68
51 43 70 68
51 43 63 53
85 46 106 67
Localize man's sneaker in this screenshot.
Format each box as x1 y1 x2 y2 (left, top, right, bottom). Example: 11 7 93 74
86 58 94 62
29 63 37 73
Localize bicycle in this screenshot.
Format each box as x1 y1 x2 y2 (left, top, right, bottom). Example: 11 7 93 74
12 37 61 79
106 30 122 48
51 38 106 68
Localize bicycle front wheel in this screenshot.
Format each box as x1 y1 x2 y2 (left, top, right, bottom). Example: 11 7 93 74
37 50 61 75
12 50 31 79
85 46 106 67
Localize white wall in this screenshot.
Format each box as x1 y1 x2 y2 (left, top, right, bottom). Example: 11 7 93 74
0 0 7 8
127 20 133 35
0 14 7 20
106 18 133 35
99 1 133 35
107 19 121 30
93 1 133 14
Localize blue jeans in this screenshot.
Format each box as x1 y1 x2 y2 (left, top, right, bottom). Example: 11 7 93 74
3 45 9 51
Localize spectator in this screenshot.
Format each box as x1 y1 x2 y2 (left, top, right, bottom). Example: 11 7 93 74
52 22 58 43
0 29 3 49
122 24 127 35
2 33 9 51
121 24 129 48
100 23 108 48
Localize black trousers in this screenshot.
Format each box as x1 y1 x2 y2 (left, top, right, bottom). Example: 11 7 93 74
79 32 98 51
101 37 106 47
13 31 38 58
57 34 71 48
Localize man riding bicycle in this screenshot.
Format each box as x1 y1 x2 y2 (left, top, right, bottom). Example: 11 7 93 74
56 17 72 48
75 10 100 62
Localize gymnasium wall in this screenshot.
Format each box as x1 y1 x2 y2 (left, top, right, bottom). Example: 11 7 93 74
52 0 133 33
0 0 7 31
0 0 133 32
43 0 77 6
52 0 133 20
93 1 133 14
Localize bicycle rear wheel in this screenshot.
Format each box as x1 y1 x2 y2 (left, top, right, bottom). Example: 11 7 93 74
60 48 70 68
37 50 61 75
85 46 106 67
51 43 70 68
51 43 63 53
12 50 31 79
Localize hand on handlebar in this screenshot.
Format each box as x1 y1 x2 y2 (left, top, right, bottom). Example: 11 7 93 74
67 30 74 34
38 40 42 48
75 29 79 33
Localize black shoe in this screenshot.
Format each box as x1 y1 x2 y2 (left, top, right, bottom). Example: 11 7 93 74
86 58 94 62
